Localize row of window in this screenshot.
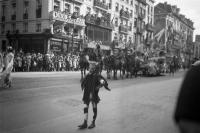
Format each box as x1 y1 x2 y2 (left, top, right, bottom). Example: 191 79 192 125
1 23 41 34
115 3 133 17
1 0 42 20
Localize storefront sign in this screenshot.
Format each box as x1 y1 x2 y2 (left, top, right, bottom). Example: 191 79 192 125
87 41 110 50
50 40 62 52
50 11 85 27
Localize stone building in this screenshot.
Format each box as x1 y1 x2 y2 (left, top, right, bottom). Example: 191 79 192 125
0 0 155 54
154 2 194 65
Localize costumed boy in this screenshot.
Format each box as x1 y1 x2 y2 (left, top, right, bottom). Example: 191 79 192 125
78 61 111 129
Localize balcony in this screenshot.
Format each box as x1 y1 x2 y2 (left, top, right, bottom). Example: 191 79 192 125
11 14 16 20
119 25 128 34
120 9 129 19
94 0 108 11
85 14 112 30
74 0 84 4
1 16 5 22
146 23 154 32
136 0 147 5
23 13 28 19
138 13 145 20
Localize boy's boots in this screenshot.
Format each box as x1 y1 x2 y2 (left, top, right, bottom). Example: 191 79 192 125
78 120 87 129
88 120 95 129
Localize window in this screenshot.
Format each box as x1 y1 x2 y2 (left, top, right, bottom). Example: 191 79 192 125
135 5 138 14
65 4 71 13
151 7 153 14
129 23 132 31
134 18 137 27
23 23 28 32
148 5 150 15
126 8 128 12
1 24 5 34
130 0 133 6
87 7 91 14
75 7 80 16
125 20 128 26
36 23 41 32
12 3 16 15
124 35 127 42
130 10 133 18
2 5 6 16
54 0 60 11
12 23 16 33
36 0 42 18
126 0 129 4
115 3 119 12
24 1 29 14
121 5 124 10
23 1 29 19
115 18 118 26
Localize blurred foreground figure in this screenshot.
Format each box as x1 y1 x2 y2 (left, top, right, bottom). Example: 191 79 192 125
78 61 111 129
174 61 200 133
0 46 14 88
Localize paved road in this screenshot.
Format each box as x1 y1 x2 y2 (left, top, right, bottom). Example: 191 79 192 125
0 71 186 133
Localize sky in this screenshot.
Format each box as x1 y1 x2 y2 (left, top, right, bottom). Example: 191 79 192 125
155 0 200 41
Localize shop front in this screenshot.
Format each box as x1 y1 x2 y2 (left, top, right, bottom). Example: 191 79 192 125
49 10 85 54
6 32 52 54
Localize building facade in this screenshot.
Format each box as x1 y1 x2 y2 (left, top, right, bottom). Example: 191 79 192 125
0 0 155 54
154 2 194 65
194 35 200 58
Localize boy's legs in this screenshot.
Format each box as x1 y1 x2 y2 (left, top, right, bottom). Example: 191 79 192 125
78 103 89 129
88 102 97 129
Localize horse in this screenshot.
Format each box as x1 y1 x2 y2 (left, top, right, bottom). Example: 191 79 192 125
79 52 89 81
103 55 125 80
103 55 113 79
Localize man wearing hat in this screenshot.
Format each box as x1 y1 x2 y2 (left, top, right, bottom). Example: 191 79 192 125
78 60 111 129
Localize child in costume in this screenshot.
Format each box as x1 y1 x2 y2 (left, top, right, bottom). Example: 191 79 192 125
78 61 110 129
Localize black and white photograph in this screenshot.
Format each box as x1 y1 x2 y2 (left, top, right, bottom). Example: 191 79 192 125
0 0 200 132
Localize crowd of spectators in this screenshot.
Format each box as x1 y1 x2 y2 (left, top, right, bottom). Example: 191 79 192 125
13 51 80 72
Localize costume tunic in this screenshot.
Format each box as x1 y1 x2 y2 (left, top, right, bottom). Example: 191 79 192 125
81 73 109 105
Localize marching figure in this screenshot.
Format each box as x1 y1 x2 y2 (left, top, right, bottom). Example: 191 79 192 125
0 46 14 88
78 61 111 129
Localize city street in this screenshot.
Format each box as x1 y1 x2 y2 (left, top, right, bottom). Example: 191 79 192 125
0 70 186 133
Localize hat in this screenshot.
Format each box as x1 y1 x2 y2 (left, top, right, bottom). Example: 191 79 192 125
88 60 99 73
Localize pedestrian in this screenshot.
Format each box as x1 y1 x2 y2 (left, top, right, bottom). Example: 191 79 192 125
174 60 200 133
78 61 111 129
0 46 14 88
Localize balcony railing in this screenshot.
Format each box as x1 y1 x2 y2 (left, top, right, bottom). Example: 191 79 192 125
85 14 112 30
94 0 108 10
138 13 145 20
120 9 129 19
136 0 147 5
74 0 84 4
23 13 28 19
1 16 5 22
119 25 128 34
146 23 154 32
11 14 16 20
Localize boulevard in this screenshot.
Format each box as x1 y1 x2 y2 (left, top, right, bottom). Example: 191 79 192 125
0 71 185 133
